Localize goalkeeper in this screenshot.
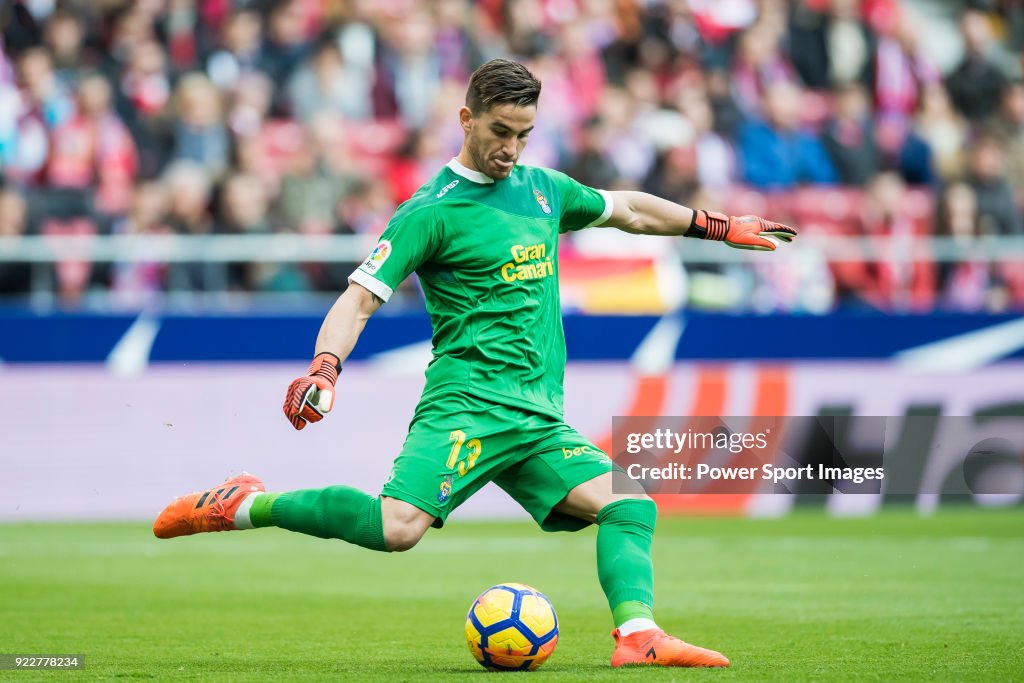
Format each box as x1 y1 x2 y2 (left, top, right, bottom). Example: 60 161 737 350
154 59 796 669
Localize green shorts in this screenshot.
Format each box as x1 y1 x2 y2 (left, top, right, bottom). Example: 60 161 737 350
380 391 613 532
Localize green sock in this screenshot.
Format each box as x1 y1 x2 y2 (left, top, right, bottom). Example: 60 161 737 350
248 493 279 528
612 600 655 626
596 499 657 627
252 486 388 552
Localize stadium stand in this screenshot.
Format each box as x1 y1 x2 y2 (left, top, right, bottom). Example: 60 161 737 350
0 0 1021 312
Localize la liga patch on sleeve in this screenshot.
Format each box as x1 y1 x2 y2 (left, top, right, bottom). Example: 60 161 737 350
361 239 392 274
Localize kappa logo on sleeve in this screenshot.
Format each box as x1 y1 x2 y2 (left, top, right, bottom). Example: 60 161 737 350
361 239 392 274
436 179 459 198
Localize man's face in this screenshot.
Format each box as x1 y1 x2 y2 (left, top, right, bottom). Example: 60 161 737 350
460 103 536 180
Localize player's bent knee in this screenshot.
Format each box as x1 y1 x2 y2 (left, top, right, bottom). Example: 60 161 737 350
383 524 424 552
380 497 433 552
556 471 653 522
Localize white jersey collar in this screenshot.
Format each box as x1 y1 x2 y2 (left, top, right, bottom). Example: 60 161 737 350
446 157 494 184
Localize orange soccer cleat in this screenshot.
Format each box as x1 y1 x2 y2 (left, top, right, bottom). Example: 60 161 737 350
611 628 730 668
153 473 265 539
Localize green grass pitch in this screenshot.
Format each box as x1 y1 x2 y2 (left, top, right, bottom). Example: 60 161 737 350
1 508 1022 681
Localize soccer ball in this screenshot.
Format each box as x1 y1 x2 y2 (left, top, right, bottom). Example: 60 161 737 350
465 582 558 671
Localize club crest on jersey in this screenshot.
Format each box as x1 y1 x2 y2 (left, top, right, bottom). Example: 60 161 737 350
361 239 392 274
534 189 552 215
437 475 453 503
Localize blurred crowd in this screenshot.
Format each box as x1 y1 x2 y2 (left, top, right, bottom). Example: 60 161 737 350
0 0 1022 312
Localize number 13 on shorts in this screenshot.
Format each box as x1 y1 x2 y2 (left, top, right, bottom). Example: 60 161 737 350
447 429 482 476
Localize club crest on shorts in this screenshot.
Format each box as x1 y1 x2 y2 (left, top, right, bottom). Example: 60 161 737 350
437 475 453 503
361 239 392 274
534 189 552 215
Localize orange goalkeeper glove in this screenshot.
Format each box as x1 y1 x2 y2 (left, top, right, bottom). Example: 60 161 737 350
283 352 341 431
685 210 797 251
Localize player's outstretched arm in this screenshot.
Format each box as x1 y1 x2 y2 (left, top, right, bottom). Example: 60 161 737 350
600 190 797 251
282 282 383 430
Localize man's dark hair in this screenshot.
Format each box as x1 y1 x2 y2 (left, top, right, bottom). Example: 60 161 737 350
465 59 541 115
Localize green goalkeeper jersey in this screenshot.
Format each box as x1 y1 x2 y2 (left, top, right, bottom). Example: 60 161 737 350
349 158 613 420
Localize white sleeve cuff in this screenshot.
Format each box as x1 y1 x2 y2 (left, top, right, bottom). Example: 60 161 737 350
584 189 614 228
348 268 394 302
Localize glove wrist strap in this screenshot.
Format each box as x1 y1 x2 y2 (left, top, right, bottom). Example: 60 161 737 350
684 209 730 241
308 352 342 385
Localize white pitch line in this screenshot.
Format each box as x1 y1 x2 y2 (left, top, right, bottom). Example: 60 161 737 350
106 314 161 377
370 339 434 376
630 314 686 375
896 317 1024 372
